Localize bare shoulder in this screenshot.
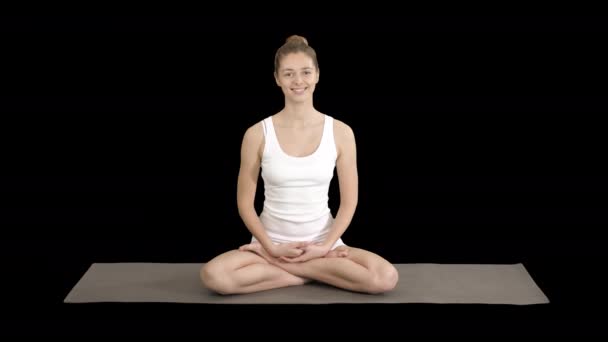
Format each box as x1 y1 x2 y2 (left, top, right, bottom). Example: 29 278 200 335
243 120 264 141
242 120 265 159
332 118 356 155
333 118 356 143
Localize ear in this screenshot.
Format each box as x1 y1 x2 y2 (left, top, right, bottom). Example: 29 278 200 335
274 72 281 87
315 68 320 83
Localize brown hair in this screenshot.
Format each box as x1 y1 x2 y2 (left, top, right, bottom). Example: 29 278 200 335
274 35 319 74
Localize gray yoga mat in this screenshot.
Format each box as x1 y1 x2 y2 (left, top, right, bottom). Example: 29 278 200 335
64 263 549 305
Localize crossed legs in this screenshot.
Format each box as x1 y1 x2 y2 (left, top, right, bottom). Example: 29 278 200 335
201 243 398 295
200 248 309 295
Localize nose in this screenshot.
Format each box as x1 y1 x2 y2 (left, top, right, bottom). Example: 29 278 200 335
293 74 303 84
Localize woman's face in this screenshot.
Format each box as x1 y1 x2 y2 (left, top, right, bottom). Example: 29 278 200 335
275 52 319 103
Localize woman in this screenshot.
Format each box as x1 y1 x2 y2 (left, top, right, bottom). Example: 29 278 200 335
200 35 398 294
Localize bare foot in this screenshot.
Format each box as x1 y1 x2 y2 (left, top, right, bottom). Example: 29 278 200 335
325 246 349 258
239 242 276 264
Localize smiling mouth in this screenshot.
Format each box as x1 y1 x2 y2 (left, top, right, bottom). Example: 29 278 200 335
291 87 307 94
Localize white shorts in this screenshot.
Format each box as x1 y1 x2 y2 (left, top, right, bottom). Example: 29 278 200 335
251 211 346 250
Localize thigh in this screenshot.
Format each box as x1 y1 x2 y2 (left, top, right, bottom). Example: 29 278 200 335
206 249 269 271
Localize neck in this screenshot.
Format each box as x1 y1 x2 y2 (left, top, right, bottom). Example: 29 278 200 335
279 102 320 127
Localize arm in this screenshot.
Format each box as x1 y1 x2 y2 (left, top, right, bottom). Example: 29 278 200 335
236 123 308 258
322 121 358 249
236 123 276 253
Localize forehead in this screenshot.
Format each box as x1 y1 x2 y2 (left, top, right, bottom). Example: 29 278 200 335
280 52 315 70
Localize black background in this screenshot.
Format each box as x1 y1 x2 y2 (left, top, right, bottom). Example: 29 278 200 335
1 15 607 337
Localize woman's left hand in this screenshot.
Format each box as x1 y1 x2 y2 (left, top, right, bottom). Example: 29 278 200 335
280 243 331 263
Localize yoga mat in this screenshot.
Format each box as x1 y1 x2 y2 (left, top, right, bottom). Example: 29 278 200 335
64 263 549 305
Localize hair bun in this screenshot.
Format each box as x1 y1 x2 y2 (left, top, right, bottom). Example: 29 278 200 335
286 35 308 46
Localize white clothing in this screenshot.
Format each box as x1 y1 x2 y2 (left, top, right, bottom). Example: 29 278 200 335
251 114 345 250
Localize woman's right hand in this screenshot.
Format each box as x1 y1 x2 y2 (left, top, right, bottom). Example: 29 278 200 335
269 241 311 258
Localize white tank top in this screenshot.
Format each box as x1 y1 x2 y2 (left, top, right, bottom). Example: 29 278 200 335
260 114 337 224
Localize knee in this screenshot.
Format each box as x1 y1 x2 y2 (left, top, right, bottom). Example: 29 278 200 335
368 265 399 294
200 263 234 295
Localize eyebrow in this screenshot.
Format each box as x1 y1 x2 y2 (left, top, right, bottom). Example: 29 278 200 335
282 67 314 72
